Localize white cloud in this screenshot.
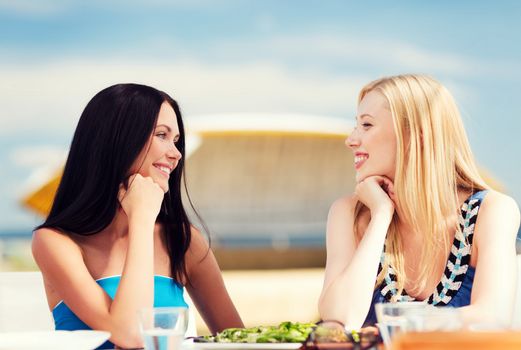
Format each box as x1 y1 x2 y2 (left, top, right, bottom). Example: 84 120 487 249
0 33 485 137
212 34 479 76
9 146 67 168
0 59 367 135
0 31 491 139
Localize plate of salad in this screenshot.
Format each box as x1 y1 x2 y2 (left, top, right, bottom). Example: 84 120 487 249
187 322 314 349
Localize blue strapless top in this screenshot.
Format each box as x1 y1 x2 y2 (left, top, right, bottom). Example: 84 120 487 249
53 275 188 349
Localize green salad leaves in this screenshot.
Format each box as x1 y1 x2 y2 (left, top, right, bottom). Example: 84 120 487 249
202 321 316 343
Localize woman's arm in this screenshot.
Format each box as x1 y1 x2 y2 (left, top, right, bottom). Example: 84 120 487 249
32 174 164 348
185 228 244 333
459 191 520 327
319 176 395 329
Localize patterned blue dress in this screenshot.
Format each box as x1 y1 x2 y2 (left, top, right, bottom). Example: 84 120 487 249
364 190 487 326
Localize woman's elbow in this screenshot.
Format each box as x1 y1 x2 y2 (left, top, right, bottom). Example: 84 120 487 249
101 319 144 349
461 303 513 329
490 307 514 328
110 329 143 349
318 293 336 321
319 298 366 330
319 298 345 325
319 309 364 330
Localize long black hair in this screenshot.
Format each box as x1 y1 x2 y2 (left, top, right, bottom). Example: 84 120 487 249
37 83 194 282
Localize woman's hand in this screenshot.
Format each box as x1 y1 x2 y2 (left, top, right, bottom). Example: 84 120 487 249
118 174 165 223
354 175 396 218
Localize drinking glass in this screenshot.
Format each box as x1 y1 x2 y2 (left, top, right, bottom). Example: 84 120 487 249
376 302 462 348
407 306 462 332
375 302 427 348
138 307 189 350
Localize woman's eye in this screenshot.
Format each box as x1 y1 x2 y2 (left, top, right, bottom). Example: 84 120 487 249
362 123 372 128
156 132 167 139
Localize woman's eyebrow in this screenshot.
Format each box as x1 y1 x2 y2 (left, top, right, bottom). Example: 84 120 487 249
155 124 172 132
356 113 375 120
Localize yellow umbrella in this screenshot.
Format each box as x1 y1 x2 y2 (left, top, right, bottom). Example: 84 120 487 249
21 168 63 217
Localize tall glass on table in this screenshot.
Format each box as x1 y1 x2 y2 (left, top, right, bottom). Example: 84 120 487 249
139 307 189 350
375 302 462 348
375 302 427 348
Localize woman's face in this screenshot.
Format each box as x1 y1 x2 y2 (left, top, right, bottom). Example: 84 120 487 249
130 102 182 192
346 90 397 183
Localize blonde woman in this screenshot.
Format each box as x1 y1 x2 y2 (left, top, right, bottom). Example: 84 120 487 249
318 74 520 330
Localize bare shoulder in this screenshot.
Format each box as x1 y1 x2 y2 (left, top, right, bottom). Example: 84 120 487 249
329 194 358 218
32 227 82 262
31 227 87 306
187 226 209 252
185 226 212 267
483 190 520 208
326 195 359 243
475 190 520 240
480 190 520 223
328 195 369 236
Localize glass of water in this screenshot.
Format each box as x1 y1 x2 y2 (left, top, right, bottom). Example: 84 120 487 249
375 302 427 348
376 302 463 348
139 307 189 350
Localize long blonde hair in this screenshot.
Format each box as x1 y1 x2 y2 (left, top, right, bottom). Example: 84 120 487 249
354 74 489 298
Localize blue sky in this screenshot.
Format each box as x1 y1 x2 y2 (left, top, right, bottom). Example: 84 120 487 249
0 0 520 231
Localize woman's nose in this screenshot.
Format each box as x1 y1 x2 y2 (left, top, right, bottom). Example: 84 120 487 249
346 130 360 149
167 144 182 160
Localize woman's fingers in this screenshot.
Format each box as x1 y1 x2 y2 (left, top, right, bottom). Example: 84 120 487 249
118 173 165 221
118 174 139 203
378 176 397 203
369 175 394 194
355 175 397 213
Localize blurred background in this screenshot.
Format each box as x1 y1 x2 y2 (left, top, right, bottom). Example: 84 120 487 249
0 0 520 333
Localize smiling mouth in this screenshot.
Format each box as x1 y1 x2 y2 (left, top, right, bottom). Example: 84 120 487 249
354 155 368 169
154 165 171 177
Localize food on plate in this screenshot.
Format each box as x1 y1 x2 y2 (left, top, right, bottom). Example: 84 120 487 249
195 322 381 346
200 321 315 343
